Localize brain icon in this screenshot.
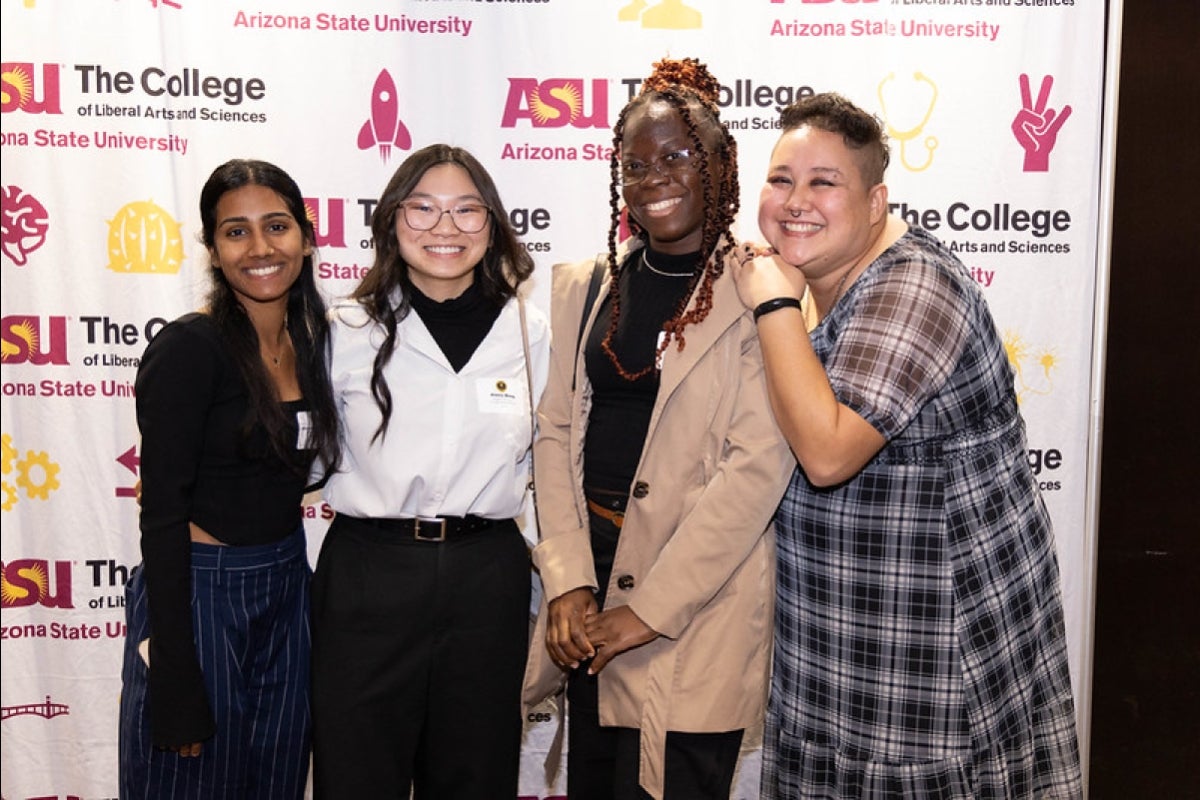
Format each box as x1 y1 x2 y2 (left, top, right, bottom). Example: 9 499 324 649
1 186 50 266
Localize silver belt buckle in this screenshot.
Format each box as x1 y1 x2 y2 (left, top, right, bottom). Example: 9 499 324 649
414 517 447 542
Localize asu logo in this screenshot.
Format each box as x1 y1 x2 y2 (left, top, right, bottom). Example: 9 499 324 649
501 79 609 129
106 200 184 274
304 197 349 249
0 315 68 365
0 62 63 115
0 558 73 609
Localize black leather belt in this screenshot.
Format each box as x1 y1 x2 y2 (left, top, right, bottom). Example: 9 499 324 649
360 515 499 542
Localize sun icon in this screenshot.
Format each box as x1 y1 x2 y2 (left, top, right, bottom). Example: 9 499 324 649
1 561 48 605
530 84 582 126
1 321 38 363
1 65 33 110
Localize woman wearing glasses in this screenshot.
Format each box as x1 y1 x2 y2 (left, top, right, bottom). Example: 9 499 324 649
310 143 549 799
524 58 793 799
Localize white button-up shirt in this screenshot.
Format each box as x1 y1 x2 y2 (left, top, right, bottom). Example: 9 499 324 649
323 293 549 521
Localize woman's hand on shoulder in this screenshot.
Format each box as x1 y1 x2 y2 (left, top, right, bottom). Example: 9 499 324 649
732 243 806 310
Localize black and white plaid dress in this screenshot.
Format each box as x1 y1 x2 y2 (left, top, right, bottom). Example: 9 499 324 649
764 228 1083 799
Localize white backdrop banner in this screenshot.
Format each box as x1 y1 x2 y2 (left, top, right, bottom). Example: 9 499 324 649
1 2 1111 798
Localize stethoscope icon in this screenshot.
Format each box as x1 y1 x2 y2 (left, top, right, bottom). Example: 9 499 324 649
877 71 939 172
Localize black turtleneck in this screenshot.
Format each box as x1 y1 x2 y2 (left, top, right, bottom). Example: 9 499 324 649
409 280 502 373
583 246 702 495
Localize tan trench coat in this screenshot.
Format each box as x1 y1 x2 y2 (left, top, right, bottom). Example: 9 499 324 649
523 243 794 799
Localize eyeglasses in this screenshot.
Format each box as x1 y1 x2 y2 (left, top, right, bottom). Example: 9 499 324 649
619 148 699 186
400 201 491 233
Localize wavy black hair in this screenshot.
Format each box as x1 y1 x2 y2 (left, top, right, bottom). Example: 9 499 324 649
351 143 534 441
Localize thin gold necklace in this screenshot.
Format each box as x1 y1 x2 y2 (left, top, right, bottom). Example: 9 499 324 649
261 329 289 367
640 249 693 278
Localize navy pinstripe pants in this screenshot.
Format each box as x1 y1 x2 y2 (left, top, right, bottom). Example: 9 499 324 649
119 525 312 800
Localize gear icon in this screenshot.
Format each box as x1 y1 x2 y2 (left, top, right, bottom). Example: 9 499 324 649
1 481 17 512
16 450 61 500
1 433 16 474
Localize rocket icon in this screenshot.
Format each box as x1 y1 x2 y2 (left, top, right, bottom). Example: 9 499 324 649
358 70 412 161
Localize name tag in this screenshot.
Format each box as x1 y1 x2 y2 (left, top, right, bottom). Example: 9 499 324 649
476 377 523 414
295 410 313 449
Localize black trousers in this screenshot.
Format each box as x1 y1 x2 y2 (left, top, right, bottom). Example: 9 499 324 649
566 669 744 800
310 514 530 800
567 499 744 799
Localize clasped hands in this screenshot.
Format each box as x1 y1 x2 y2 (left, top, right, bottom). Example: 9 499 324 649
545 587 658 675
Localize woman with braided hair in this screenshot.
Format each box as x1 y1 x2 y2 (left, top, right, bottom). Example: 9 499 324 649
524 57 793 799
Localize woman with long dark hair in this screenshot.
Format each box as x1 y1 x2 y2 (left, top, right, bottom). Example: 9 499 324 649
310 143 549 799
119 158 340 799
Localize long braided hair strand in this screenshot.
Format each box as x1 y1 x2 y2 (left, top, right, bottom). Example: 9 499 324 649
601 57 740 381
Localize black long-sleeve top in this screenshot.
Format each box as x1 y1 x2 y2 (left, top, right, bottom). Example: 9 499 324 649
583 247 700 494
134 312 313 747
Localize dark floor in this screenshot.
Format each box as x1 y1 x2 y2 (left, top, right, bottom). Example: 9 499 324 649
1088 550 1200 798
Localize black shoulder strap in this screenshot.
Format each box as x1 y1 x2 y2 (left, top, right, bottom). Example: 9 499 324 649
573 254 606 391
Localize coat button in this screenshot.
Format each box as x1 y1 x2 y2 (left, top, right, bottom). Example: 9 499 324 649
617 574 635 591
632 481 649 498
